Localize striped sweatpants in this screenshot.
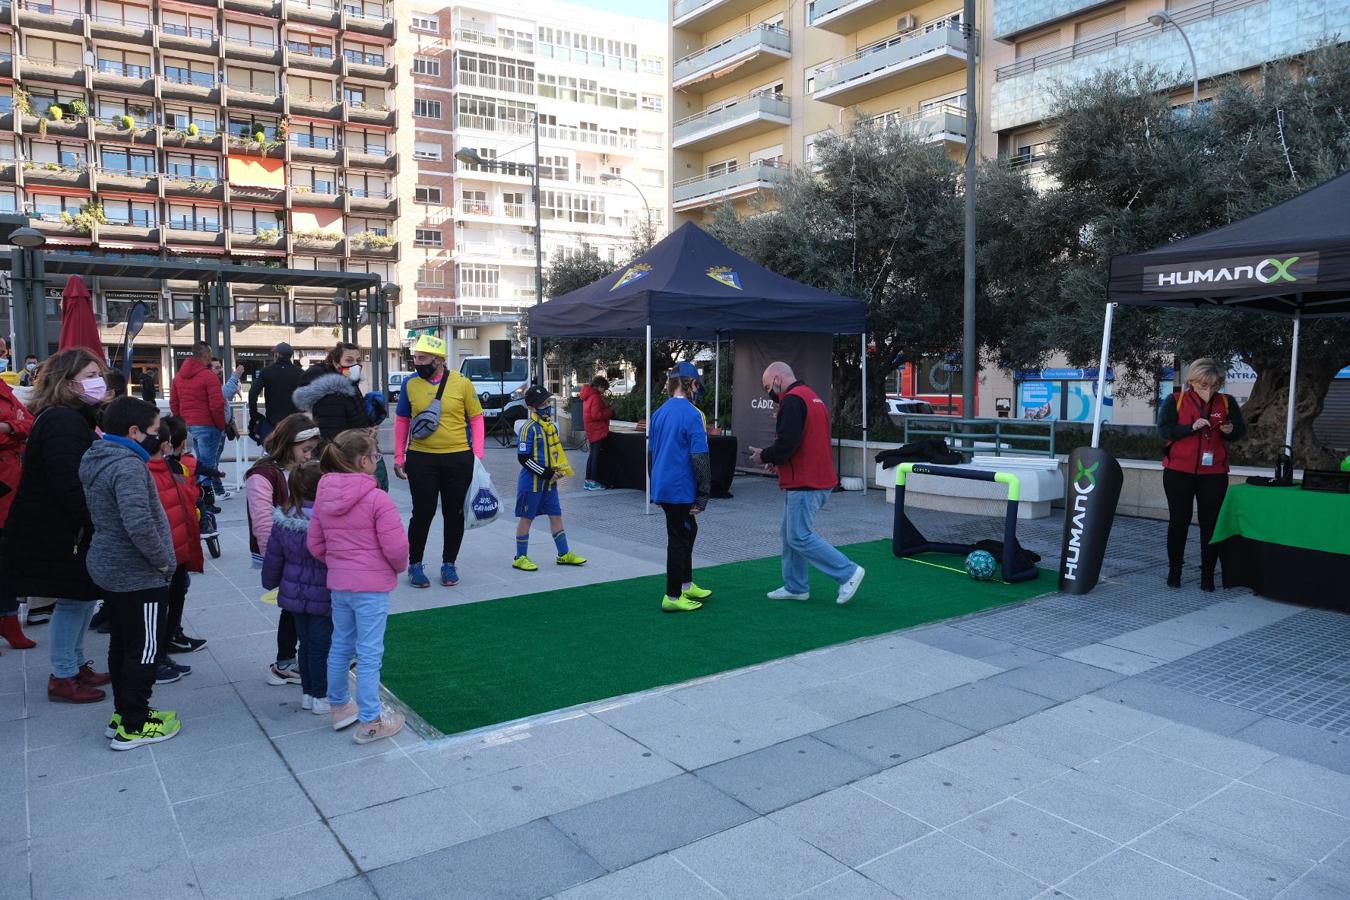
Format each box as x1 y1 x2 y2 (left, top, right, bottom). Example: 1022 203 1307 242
105 586 169 733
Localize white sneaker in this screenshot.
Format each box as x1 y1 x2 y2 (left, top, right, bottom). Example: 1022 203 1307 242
301 694 314 710
311 698 331 715
215 489 234 500
837 566 865 605
767 587 809 601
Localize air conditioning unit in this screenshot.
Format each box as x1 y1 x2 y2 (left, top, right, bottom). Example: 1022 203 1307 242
897 14 917 32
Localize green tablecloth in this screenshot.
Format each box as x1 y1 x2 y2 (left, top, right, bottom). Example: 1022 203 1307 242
1212 483 1350 556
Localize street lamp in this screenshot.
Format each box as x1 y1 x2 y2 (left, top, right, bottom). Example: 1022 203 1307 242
454 124 545 386
8 226 47 362
10 227 46 249
1147 10 1200 110
599 173 652 240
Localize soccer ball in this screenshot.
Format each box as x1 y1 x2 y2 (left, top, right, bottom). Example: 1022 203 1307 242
965 550 997 581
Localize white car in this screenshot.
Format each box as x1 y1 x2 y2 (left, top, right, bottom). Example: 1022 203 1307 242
887 397 936 427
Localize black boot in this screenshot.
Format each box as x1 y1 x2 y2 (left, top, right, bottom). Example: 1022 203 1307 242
1167 566 1182 589
1200 570 1216 592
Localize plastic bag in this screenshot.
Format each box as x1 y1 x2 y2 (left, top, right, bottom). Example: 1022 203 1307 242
464 457 501 530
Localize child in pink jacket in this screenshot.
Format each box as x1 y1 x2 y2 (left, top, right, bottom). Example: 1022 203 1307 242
309 429 410 745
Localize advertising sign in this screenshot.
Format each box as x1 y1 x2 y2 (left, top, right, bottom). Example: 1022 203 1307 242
1058 447 1124 595
732 332 834 469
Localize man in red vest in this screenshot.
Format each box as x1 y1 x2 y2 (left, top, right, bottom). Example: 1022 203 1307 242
749 362 865 605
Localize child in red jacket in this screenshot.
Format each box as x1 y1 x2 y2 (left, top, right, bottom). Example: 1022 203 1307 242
148 416 208 680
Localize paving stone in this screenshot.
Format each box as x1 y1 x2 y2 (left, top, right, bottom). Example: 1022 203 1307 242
786 680 900 724
1132 813 1316 900
548 732 684 801
329 788 485 871
1016 770 1177 843
1041 694 1171 741
1061 642 1167 676
983 657 1124 702
814 705 975 768
444 757 592 832
925 735 1069 794
367 819 605 900
26 764 168 839
155 737 295 803
296 751 437 818
192 820 355 900
843 664 965 706
980 647 1052 670
593 695 761 770
28 811 197 900
695 735 877 814
988 712 1123 767
0 840 29 900
554 854 724 900
174 775 319 855
550 773 756 872
288 875 381 900
769 786 931 867
1234 717 1350 776
1136 722 1278 777
1093 678 1266 736
947 798 1117 884
910 681 1057 733
672 818 847 900
1242 756 1350 819
1076 744 1232 808
1060 848 1237 900
853 758 1008 829
790 870 901 899
906 625 1017 660
860 831 1045 900
1278 866 1350 900
1189 782 1350 860
24 730 146 789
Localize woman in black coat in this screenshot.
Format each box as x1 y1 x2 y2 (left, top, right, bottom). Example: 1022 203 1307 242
292 342 369 441
0 348 111 703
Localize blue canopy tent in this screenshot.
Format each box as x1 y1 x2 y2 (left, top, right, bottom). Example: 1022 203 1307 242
529 222 868 506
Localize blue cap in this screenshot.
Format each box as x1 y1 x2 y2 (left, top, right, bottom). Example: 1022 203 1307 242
673 361 700 379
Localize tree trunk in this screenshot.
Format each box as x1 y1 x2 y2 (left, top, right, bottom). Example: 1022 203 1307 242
1238 354 1340 470
834 352 891 435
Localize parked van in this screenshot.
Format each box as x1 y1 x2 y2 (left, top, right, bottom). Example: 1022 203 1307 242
459 355 531 421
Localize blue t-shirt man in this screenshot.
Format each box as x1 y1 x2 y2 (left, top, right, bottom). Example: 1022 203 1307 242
648 396 710 505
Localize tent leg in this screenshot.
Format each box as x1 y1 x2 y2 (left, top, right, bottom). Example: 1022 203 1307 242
860 332 868 495
645 325 652 515
1091 303 1116 449
714 333 720 430
1285 309 1301 450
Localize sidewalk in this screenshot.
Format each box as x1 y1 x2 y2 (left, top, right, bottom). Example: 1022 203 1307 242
3 444 1349 899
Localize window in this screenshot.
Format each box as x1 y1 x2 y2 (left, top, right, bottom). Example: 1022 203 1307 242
105 292 161 325
163 105 218 134
0 190 16 214
413 98 442 119
165 152 219 179
414 228 442 246
225 20 277 49
162 57 214 87
28 140 89 169
413 141 443 161
460 190 488 215
457 264 499 298
293 298 339 324
167 202 221 232
538 155 569 182
410 14 438 32
456 51 535 94
101 199 157 227
291 166 338 193
162 9 215 39
100 147 156 175
235 297 282 324
640 57 663 75
289 121 337 150
641 94 663 112
346 171 390 198
640 168 664 188
502 191 525 218
95 47 152 79
417 265 446 287
345 129 387 155
706 160 737 178
97 97 154 128
226 67 276 96
231 208 283 236
412 56 440 76
804 129 831 168
414 185 443 204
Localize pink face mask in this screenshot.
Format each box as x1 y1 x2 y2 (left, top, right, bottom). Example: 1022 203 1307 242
77 376 108 405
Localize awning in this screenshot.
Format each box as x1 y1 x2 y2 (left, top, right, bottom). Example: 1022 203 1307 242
225 157 285 189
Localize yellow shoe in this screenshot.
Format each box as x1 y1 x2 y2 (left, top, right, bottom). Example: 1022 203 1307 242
556 551 587 566
661 595 702 613
682 583 712 600
512 555 539 572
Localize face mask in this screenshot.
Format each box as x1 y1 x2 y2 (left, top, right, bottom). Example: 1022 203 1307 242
414 362 438 380
138 429 164 456
344 364 362 383
25 362 36 373
77 376 108 405
765 380 780 404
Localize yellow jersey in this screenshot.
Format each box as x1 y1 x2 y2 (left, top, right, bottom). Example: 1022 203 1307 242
400 371 483 454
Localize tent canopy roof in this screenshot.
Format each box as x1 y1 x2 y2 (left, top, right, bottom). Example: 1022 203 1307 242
1108 170 1350 318
529 222 866 339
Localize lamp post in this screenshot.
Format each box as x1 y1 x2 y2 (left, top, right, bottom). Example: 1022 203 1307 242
599 173 652 241
1147 10 1200 109
455 120 544 386
9 226 47 362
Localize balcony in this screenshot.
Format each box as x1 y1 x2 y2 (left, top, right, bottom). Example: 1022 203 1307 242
343 6 394 39
19 55 86 86
673 92 791 152
292 231 345 253
161 69 221 103
94 117 157 145
673 0 768 32
160 22 219 54
673 25 791 92
223 35 283 65
0 161 17 184
0 53 11 79
344 146 395 171
15 0 81 31
809 0 927 35
343 53 395 84
21 114 91 139
91 12 154 42
163 126 224 152
288 93 343 120
164 171 225 200
864 103 967 146
286 0 340 27
288 133 341 163
229 225 287 251
98 214 161 243
345 100 395 128
225 85 285 114
96 166 159 193
165 219 227 249
349 234 398 260
537 123 637 153
813 20 971 107
23 161 92 189
290 185 343 208
672 160 790 211
286 42 340 75
346 188 397 216
224 0 281 15
229 182 285 204
94 60 157 94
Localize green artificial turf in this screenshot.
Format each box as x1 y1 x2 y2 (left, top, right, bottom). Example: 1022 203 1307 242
382 540 1050 736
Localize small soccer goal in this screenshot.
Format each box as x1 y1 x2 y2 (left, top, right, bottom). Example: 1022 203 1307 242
891 462 1041 584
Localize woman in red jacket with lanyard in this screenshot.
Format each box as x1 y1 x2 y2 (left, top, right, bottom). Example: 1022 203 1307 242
0 376 34 650
1157 358 1247 592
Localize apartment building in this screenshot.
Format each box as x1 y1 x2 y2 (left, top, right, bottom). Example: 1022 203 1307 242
0 0 415 384
407 0 669 364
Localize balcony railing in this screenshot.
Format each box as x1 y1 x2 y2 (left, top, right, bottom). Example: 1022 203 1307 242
346 98 389 112
347 187 392 198
97 60 153 78
994 0 1262 81
165 123 219 137
455 70 533 94
162 23 216 40
344 4 391 21
538 123 636 150
343 49 385 66
289 43 335 59
100 116 155 129
674 92 791 143
346 145 389 157
22 55 79 69
231 223 285 236
168 218 222 232
226 82 280 97
673 160 790 204
864 103 967 141
165 165 220 180
673 24 791 84
813 18 967 95
99 166 159 178
460 200 492 215
104 212 158 227
91 12 151 27
224 35 279 50
288 0 337 11
290 134 336 149
163 68 217 88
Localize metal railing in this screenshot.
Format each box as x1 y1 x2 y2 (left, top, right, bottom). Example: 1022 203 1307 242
162 23 216 40
290 134 336 149
346 98 390 112
674 93 791 141
863 103 968 141
346 145 389 157
672 0 720 20
459 200 492 215
97 60 153 78
231 223 285 236
673 159 790 203
343 49 386 66
815 18 968 94
226 83 280 97
289 43 335 59
99 115 155 128
163 68 216 88
995 0 1262 81
99 166 159 178
224 35 279 50
91 12 151 27
344 4 391 21
104 211 158 227
347 187 392 198
165 166 220 180
22 55 79 69
288 0 337 11
454 70 534 94
165 122 219 137
902 415 1058 459
168 218 223 232
674 24 790 82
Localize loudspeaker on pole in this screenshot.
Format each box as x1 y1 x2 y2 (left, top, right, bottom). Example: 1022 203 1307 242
489 340 512 374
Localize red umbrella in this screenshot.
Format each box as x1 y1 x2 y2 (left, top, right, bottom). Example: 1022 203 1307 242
57 275 104 361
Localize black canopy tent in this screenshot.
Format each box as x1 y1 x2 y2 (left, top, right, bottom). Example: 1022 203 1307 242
529 222 868 506
1090 170 1350 449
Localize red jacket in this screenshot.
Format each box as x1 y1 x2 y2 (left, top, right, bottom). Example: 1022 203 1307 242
149 455 204 573
0 380 32 527
580 385 613 443
171 357 226 430
775 383 838 491
1163 390 1236 476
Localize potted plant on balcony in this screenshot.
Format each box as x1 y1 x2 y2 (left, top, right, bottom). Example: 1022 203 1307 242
12 88 31 119
187 122 199 137
60 201 107 235
46 104 63 121
351 230 396 250
69 99 88 120
119 113 136 130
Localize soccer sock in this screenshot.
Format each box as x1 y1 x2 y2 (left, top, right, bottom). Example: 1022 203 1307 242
515 534 529 559
682 582 692 592
553 530 569 556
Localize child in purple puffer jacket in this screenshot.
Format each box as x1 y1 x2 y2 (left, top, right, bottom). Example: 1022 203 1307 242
261 462 331 713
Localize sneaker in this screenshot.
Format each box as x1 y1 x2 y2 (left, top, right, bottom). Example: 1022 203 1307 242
512 555 539 572
215 489 233 501
110 717 181 750
767 587 809 601
331 700 359 731
301 694 314 711
106 710 178 739
682 583 712 600
661 594 702 613
266 661 302 686
440 563 459 587
312 697 331 715
583 480 607 491
556 551 587 566
836 566 865 606
353 712 405 745
168 630 208 654
154 662 183 685
26 610 52 626
408 563 430 589
167 660 191 677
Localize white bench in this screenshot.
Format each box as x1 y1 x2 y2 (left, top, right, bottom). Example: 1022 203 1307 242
874 455 1065 520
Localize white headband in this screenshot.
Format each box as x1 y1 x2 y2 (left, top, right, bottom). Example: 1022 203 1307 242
293 427 320 442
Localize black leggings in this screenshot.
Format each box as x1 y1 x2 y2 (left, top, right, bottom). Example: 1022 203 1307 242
660 503 698 598
157 565 189 664
406 449 475 565
585 436 607 483
1163 468 1228 576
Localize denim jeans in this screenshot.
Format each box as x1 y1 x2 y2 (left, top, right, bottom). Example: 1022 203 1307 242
49 598 96 678
327 591 388 722
188 425 225 491
781 489 859 595
294 612 333 699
